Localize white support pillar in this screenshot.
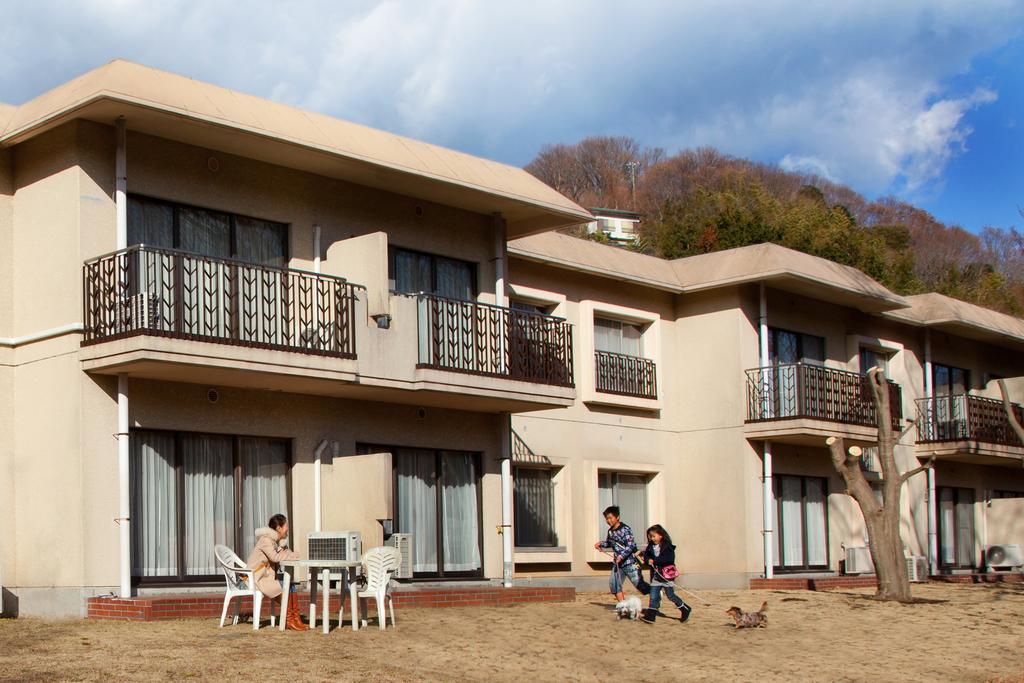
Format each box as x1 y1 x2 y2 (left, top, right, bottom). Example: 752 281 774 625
494 214 513 587
500 415 514 588
115 118 127 250
759 284 774 579
924 329 938 574
117 374 131 598
115 118 131 598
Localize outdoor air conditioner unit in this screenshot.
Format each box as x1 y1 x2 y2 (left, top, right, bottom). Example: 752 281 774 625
906 555 929 582
845 546 874 575
387 533 414 579
114 292 157 333
985 544 1024 570
308 531 362 564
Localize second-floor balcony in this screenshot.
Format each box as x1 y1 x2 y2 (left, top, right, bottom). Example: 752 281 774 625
416 294 574 388
594 350 657 399
83 245 360 357
917 395 1024 459
745 363 903 443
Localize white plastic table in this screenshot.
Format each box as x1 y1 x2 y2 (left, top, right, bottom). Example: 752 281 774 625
279 559 361 634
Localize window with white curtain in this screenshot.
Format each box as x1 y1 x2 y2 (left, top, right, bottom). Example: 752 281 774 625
384 445 483 578
772 474 828 570
514 467 558 547
389 247 475 300
127 195 288 267
130 430 289 582
938 486 976 569
594 317 643 357
598 471 649 538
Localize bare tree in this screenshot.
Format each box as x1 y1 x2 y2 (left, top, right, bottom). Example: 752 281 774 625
997 379 1024 451
826 368 933 602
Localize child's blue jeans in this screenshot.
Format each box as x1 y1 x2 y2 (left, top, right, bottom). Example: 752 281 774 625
649 585 685 610
610 562 649 595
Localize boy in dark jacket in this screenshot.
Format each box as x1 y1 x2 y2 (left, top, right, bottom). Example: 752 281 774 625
638 524 691 623
594 506 649 602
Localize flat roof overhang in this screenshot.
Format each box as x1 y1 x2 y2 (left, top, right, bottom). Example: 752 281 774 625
1 95 591 239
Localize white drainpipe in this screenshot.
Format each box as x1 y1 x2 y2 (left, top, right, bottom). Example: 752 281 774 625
313 439 337 533
313 224 322 273
494 215 513 587
115 117 131 599
924 329 938 574
759 283 773 579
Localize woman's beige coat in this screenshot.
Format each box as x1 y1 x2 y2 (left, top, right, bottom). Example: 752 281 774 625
246 527 293 598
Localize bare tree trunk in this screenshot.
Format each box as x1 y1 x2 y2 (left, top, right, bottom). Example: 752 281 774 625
826 369 932 602
997 379 1024 456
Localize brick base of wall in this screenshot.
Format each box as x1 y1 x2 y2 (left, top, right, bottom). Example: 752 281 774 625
749 576 879 591
87 586 575 621
927 573 1024 584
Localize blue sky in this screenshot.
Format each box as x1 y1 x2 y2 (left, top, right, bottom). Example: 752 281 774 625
1 1 1021 233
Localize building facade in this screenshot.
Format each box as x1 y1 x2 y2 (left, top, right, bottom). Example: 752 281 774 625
2 62 1022 617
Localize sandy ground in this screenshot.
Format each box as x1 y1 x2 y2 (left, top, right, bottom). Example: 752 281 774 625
1 583 1023 682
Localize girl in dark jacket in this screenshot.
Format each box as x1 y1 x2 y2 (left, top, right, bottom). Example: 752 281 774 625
638 524 691 623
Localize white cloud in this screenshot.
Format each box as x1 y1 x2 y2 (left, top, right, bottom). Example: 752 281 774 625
0 0 1019 198
779 155 837 182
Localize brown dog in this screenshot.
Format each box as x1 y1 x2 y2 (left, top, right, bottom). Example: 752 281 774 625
726 601 767 628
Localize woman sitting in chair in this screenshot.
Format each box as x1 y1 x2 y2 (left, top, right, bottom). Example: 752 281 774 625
247 513 308 631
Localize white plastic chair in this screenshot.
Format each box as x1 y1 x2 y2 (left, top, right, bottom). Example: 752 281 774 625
356 546 401 630
214 544 276 630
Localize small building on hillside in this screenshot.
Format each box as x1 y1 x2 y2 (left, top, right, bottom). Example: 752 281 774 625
586 207 641 244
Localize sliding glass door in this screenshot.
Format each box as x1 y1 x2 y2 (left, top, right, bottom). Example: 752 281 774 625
772 475 829 571
392 447 482 578
130 430 289 583
939 487 976 569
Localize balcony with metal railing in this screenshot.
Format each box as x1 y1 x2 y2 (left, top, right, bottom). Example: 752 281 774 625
915 394 1024 464
594 350 657 400
415 294 574 388
744 363 903 444
80 245 362 388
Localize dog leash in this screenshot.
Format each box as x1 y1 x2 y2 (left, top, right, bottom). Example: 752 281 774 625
631 543 713 607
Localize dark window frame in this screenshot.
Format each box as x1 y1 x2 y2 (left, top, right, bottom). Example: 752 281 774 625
938 485 976 570
386 245 478 298
932 363 971 396
130 427 293 587
512 464 560 548
359 441 485 581
772 474 830 573
768 327 825 366
127 193 290 265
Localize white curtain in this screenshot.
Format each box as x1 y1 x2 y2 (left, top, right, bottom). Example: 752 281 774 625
396 449 438 573
442 452 481 572
598 472 614 536
594 318 643 357
939 488 956 566
770 478 780 567
241 438 288 558
598 472 648 537
805 478 827 566
514 467 557 547
781 476 804 567
130 432 177 577
183 434 234 576
956 490 975 567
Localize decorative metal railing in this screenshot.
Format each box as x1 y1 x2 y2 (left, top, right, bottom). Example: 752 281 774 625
594 350 658 399
916 394 1024 447
745 363 903 429
83 245 359 358
416 294 574 387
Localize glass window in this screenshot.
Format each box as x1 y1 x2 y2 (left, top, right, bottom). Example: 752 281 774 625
130 430 289 582
768 328 824 365
127 195 288 267
933 364 969 396
594 317 643 357
390 247 476 301
598 471 648 537
514 467 558 547
938 486 976 568
773 474 829 570
859 348 890 374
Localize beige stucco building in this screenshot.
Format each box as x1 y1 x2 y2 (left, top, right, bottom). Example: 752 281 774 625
2 61 1023 617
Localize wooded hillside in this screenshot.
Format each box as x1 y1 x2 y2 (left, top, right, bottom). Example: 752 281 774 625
526 137 1024 315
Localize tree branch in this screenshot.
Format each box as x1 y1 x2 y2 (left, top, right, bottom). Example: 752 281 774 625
898 456 935 486
897 417 917 443
997 379 1024 452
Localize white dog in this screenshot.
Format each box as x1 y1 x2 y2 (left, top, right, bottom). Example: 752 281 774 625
615 596 643 620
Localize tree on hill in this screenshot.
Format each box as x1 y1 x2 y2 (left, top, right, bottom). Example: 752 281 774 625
525 137 1024 315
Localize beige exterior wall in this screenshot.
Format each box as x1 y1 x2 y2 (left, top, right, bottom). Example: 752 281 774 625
3 116 1024 616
